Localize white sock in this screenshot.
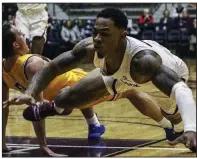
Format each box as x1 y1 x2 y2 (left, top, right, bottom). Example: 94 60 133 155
86 113 100 126
173 121 184 133
158 117 172 129
53 103 64 114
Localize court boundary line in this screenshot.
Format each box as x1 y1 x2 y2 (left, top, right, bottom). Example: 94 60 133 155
104 138 167 157
6 142 189 151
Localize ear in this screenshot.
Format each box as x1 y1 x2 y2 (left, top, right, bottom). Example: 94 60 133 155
121 30 127 38
12 42 19 49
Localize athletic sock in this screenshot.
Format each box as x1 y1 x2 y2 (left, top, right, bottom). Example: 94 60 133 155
86 113 100 126
158 117 172 129
173 121 184 133
53 102 64 114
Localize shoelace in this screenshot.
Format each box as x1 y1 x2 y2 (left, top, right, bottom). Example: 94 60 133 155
33 104 42 120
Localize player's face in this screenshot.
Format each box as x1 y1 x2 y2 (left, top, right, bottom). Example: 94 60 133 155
93 17 123 58
11 25 29 55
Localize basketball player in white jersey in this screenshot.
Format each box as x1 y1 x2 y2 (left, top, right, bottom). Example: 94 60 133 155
15 4 48 55
5 8 196 152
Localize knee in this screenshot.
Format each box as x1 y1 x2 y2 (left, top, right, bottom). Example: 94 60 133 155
54 86 74 108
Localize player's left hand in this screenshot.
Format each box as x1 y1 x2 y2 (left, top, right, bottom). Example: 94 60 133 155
168 131 196 152
3 94 36 108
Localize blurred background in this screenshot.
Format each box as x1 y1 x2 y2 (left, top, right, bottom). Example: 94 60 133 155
2 3 196 60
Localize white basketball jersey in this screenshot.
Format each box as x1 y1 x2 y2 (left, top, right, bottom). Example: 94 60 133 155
94 36 188 93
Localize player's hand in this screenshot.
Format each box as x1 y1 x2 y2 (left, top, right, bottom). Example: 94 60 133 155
40 146 68 157
3 94 36 108
169 131 196 152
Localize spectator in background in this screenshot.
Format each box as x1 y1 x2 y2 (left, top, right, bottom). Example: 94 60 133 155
159 9 173 32
139 8 154 25
189 18 196 58
78 19 86 39
43 23 61 59
180 10 192 31
15 4 48 55
174 9 192 31
138 8 154 32
61 20 77 51
172 3 187 18
73 19 83 41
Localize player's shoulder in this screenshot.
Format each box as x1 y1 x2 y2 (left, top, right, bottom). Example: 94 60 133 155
25 55 46 71
73 37 94 55
74 37 93 50
27 55 45 64
25 55 47 79
131 50 162 70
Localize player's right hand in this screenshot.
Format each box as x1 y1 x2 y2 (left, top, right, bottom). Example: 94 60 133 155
3 94 36 108
169 131 196 152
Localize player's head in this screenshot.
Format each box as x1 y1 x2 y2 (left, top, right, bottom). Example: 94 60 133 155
93 8 128 58
163 9 170 17
3 23 29 59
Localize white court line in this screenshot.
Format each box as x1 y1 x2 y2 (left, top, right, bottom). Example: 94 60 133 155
3 152 29 154
3 147 38 154
7 143 189 151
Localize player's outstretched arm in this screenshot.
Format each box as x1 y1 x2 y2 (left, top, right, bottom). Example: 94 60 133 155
151 64 196 152
130 50 196 151
25 37 94 98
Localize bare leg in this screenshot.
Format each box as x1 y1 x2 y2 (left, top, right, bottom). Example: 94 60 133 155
81 108 94 119
121 89 182 130
121 89 163 122
31 36 45 55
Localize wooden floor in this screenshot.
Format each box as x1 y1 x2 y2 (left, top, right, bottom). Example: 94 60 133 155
3 58 196 157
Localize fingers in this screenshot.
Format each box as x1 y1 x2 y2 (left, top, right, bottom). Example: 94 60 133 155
3 101 9 108
168 135 185 145
3 95 36 108
3 97 16 108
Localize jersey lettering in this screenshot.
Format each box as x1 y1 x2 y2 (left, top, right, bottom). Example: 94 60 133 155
120 76 140 87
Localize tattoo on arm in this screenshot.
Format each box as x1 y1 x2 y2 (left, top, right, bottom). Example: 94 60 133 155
152 65 181 96
130 50 162 84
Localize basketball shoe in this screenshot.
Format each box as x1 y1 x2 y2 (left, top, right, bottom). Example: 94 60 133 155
23 101 72 121
88 124 105 140
164 125 183 141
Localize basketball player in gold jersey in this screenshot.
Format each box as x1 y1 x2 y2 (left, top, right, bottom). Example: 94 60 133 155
2 23 107 156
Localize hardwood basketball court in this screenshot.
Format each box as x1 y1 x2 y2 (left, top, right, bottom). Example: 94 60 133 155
3 59 196 157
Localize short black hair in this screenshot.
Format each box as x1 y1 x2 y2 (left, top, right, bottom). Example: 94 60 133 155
97 8 128 29
2 23 16 59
